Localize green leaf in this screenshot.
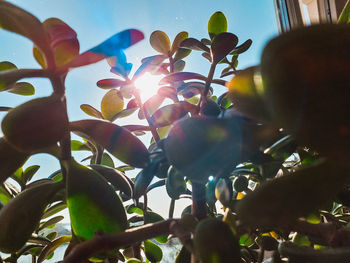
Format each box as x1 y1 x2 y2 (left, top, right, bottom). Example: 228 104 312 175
70 120 150 168
90 164 133 197
174 48 192 61
144 211 168 243
150 30 171 54
101 152 115 168
239 234 255 247
71 140 91 151
144 240 163 262
126 259 142 263
150 102 196 128
179 38 210 53
338 0 350 24
39 215 64 231
0 61 17 72
208 11 228 39
211 32 238 64
0 1 50 56
0 138 29 184
110 107 138 121
97 78 127 89
0 186 12 206
237 160 350 228
80 104 103 119
46 231 58 241
0 69 46 92
100 89 124 121
37 236 71 263
159 72 206 85
7 82 35 96
126 204 144 215
171 31 188 54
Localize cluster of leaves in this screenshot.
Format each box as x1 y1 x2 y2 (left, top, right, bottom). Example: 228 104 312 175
1 1 350 263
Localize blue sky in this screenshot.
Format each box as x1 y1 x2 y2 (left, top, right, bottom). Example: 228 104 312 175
0 0 278 216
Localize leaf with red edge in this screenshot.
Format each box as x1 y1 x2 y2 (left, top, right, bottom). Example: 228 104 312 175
179 38 210 53
138 94 164 120
157 86 178 101
64 29 144 69
159 72 206 85
97 78 127 89
70 120 149 168
80 104 103 119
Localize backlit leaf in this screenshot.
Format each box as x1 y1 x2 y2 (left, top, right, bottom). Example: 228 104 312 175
173 59 185 72
157 86 178 101
338 0 350 24
141 54 168 65
138 94 164 120
208 11 228 39
39 216 64 231
211 32 238 64
133 162 158 199
144 240 163 262
100 89 124 121
150 30 171 54
231 39 252 55
7 82 35 96
70 119 150 168
171 31 188 54
174 48 192 61
80 104 103 119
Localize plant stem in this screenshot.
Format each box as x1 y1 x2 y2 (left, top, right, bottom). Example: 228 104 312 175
63 219 181 263
169 198 176 219
133 87 160 143
191 182 207 220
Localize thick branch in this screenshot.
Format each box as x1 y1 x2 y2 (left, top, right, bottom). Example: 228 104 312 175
63 219 180 263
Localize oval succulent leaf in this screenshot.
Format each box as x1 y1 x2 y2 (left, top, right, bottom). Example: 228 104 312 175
0 181 61 253
141 55 168 65
159 72 206 85
7 82 35 96
174 48 192 61
179 38 210 53
231 39 252 55
37 236 71 263
150 30 171 54
80 104 103 119
0 61 17 73
97 78 127 89
171 31 189 54
166 166 187 199
70 119 150 168
144 240 163 262
65 159 128 240
208 11 228 39
1 95 68 152
173 59 186 73
100 89 124 121
138 94 164 120
211 32 238 64
133 162 158 200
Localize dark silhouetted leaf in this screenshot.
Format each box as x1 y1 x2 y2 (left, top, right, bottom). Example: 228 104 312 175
70 120 150 168
231 39 252 55
133 162 158 199
37 236 71 263
179 38 210 53
90 164 133 197
166 166 186 199
150 30 171 54
211 32 238 64
42 202 67 219
80 104 103 119
208 11 228 39
0 106 12 112
38 216 64 231
0 138 29 184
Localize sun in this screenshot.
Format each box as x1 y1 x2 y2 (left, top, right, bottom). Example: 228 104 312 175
134 73 164 102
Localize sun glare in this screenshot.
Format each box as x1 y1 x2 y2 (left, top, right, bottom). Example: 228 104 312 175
134 73 164 102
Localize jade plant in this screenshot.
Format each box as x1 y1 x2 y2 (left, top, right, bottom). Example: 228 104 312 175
1 1 350 263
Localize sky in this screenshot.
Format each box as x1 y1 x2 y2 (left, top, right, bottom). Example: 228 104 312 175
0 0 278 218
